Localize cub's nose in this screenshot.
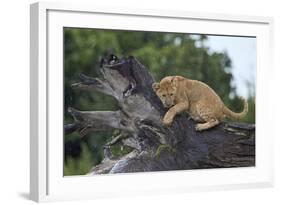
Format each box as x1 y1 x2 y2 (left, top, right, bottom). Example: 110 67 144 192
163 103 172 108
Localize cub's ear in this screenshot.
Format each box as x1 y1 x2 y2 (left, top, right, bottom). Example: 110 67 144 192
152 82 160 92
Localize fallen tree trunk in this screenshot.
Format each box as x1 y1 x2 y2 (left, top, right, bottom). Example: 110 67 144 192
65 54 255 175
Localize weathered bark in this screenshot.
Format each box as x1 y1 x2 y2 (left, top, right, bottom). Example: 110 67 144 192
65 54 255 175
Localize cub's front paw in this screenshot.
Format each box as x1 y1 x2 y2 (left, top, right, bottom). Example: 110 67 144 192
163 115 173 126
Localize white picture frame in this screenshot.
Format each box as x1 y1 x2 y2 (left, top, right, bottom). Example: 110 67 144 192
30 2 274 202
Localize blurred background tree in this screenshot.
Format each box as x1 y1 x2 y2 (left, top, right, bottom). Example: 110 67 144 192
63 28 255 176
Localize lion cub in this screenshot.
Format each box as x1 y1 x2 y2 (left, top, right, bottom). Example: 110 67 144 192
152 76 248 131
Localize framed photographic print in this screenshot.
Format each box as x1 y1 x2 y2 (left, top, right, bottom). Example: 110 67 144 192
30 2 274 202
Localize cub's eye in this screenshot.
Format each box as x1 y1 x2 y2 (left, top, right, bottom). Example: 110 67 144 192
162 94 166 97
170 94 173 96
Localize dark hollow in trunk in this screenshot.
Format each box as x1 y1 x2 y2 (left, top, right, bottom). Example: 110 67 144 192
65 55 255 175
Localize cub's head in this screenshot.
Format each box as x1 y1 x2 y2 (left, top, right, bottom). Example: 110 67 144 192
152 76 178 108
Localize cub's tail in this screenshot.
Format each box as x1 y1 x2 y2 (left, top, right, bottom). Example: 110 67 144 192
223 98 248 120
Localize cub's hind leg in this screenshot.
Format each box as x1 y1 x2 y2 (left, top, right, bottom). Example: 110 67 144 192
195 118 219 131
193 103 221 131
195 116 220 131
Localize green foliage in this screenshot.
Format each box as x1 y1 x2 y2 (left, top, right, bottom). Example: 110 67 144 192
64 143 93 176
110 144 133 157
63 28 256 175
155 144 175 158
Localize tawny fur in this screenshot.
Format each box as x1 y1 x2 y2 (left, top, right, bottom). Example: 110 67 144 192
152 76 248 131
